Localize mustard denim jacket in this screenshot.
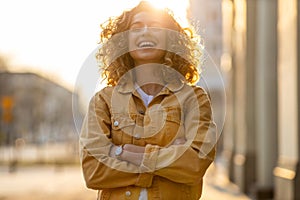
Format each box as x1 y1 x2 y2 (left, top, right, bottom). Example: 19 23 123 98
80 79 217 200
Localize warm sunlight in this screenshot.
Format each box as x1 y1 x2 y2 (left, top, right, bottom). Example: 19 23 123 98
144 0 190 26
0 0 190 90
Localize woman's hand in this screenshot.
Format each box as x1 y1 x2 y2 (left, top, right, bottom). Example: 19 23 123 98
109 137 186 166
123 144 145 153
122 144 145 165
109 144 145 166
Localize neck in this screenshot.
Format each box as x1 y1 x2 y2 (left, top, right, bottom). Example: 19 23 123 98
138 83 163 96
134 64 164 95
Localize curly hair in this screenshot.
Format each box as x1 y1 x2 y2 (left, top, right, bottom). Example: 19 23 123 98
96 1 202 86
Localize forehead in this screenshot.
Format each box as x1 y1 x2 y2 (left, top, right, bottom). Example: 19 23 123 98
131 11 168 25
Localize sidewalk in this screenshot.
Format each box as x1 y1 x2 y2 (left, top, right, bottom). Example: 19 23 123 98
0 164 251 200
202 163 251 200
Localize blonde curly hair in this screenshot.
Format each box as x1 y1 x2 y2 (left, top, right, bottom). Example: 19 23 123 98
96 1 202 86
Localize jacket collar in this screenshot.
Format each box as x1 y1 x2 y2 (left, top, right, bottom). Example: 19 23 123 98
116 72 185 95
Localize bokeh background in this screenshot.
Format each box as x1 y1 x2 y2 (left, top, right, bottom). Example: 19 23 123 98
0 0 299 199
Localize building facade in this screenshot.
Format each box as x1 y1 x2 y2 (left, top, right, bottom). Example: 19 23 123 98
189 0 300 199
0 72 83 146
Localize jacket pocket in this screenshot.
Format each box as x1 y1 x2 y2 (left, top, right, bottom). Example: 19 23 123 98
145 106 182 146
165 107 182 125
165 107 183 144
111 113 135 144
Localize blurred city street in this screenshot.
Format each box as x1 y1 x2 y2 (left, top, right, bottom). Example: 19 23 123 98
0 163 250 200
1 0 300 199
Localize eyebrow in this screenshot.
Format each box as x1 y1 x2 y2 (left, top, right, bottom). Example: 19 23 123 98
130 21 142 26
130 20 162 26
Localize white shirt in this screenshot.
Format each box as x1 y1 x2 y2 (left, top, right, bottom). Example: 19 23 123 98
136 84 154 107
135 84 151 200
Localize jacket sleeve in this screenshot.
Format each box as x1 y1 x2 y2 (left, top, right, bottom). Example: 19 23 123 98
141 86 217 185
80 89 154 189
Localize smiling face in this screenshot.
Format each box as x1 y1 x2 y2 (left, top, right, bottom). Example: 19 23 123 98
128 11 168 66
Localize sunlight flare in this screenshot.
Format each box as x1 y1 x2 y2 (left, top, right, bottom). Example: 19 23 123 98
128 0 190 27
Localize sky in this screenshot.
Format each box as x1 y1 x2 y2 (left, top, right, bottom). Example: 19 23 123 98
0 0 189 90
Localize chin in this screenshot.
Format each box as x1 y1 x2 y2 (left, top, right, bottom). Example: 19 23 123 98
130 49 165 63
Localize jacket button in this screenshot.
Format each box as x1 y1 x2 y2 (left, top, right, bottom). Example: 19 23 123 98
125 190 131 196
113 121 119 126
134 133 141 140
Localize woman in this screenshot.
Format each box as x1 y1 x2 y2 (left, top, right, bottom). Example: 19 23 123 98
80 1 217 199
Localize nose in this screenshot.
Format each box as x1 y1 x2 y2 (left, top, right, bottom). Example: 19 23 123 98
141 25 150 35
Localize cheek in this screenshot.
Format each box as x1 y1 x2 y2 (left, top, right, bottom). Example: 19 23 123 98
155 32 167 49
127 32 139 51
128 33 137 51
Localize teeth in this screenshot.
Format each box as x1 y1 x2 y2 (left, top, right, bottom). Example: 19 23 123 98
138 41 155 48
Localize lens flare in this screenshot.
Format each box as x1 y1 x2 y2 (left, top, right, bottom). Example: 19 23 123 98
129 0 190 27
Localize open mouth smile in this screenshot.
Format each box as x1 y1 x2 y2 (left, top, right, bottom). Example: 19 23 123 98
138 41 156 48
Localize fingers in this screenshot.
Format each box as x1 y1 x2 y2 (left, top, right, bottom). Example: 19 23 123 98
123 144 145 153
